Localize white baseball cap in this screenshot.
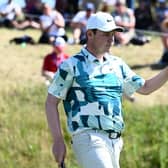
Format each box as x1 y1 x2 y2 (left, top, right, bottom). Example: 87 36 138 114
53 37 66 47
86 12 124 32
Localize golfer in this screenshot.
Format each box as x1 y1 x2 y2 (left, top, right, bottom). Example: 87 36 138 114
45 12 168 168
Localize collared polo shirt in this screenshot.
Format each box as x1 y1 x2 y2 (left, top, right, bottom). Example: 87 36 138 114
48 47 145 133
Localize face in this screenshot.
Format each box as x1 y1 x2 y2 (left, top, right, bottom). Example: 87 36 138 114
86 9 94 18
115 3 126 13
53 45 64 53
43 4 51 15
88 30 115 54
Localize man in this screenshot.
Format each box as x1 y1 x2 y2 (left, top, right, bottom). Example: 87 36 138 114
112 0 135 45
45 12 168 168
154 0 168 67
0 0 23 28
38 3 67 44
42 37 69 86
70 2 95 44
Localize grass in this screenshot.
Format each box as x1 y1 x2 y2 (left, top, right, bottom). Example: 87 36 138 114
0 27 168 168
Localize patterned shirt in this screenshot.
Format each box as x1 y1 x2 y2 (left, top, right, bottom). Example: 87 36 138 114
48 48 145 133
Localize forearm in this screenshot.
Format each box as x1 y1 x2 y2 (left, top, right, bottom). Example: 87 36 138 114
54 19 65 27
45 94 66 165
42 70 55 80
54 13 65 27
138 67 168 95
45 94 63 140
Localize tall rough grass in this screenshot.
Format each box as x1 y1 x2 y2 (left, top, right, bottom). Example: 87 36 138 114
0 84 168 168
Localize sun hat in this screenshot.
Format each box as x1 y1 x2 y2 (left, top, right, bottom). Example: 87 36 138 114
86 12 124 32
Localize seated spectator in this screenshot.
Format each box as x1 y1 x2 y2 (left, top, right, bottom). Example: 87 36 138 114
154 0 168 31
134 0 154 31
0 0 24 28
69 2 95 44
112 0 135 45
79 0 101 11
100 0 117 12
42 37 69 86
24 0 43 17
23 0 43 24
38 3 67 44
152 0 168 67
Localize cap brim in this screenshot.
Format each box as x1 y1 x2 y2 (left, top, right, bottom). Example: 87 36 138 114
113 27 124 32
98 26 124 32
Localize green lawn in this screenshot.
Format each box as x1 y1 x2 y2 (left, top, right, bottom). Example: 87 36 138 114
0 28 168 168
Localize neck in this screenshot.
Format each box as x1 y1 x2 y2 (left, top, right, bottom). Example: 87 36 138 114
86 46 106 61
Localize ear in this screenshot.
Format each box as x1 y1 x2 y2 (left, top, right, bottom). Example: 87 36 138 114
86 30 94 39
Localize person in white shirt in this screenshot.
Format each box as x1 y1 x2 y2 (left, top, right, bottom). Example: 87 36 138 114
38 3 67 44
70 2 95 44
0 0 23 28
112 0 135 45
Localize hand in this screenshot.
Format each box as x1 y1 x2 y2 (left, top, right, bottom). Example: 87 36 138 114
52 138 66 166
80 21 86 27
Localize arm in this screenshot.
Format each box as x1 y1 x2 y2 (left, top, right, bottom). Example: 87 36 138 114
42 70 55 80
53 11 65 27
45 93 66 166
137 66 168 95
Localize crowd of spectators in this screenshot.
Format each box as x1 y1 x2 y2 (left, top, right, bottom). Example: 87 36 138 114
1 0 168 66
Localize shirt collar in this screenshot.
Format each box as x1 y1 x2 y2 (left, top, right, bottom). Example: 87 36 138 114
81 47 110 63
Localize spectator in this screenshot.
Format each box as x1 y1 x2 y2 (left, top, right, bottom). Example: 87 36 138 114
69 2 95 45
126 0 134 9
134 0 154 31
13 0 43 30
38 3 67 44
24 0 43 16
0 0 24 28
23 0 43 22
60 0 79 26
154 0 168 31
55 0 67 15
100 0 117 12
112 0 135 45
42 37 69 86
79 0 102 11
152 0 168 67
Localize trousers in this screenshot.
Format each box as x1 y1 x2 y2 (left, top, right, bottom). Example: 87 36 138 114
72 129 123 168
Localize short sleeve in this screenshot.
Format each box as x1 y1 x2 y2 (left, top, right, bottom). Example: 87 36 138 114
48 60 73 100
121 60 145 96
72 11 85 22
42 56 49 71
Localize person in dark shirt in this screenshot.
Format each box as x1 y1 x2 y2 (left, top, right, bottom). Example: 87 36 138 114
134 0 154 30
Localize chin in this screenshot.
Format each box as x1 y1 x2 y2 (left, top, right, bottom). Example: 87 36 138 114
106 46 111 52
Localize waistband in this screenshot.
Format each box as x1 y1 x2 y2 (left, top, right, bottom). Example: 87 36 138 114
72 129 121 139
